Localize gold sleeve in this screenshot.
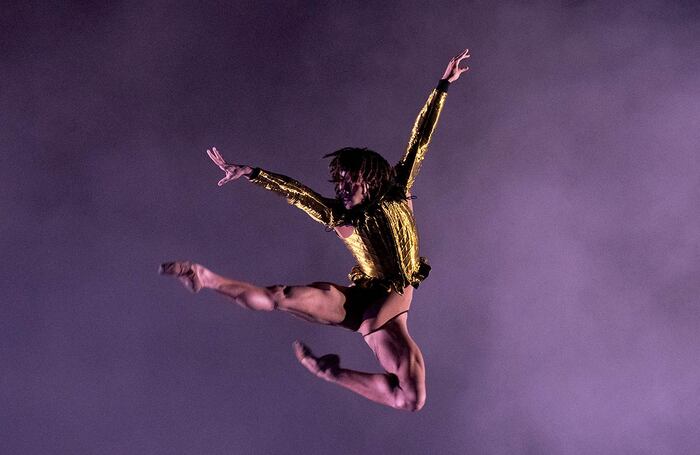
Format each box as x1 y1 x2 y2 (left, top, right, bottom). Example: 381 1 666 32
248 168 339 227
394 86 448 192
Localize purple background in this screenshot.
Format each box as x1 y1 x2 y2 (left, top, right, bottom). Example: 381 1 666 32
2 1 699 453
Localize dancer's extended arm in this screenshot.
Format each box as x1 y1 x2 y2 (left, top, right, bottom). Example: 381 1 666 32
206 147 339 227
394 49 470 193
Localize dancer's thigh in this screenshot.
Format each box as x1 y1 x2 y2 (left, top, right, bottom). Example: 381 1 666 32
365 313 426 411
268 281 350 325
364 313 426 403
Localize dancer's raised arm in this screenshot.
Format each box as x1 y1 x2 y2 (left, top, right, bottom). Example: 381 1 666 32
394 49 470 193
207 147 340 227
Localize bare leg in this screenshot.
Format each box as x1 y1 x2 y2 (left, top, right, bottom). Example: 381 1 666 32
294 312 426 411
159 261 348 324
161 262 426 410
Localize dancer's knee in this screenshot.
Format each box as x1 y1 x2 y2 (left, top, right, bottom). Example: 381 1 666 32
393 362 426 412
263 284 288 310
265 284 310 311
394 384 426 412
377 373 425 412
267 283 345 323
396 389 426 412
236 286 278 311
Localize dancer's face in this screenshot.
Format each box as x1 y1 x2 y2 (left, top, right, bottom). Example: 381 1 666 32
336 170 368 209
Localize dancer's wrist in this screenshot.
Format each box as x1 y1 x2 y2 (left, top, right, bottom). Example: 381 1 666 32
245 167 260 180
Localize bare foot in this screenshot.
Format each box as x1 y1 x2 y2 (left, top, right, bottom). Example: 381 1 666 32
159 261 203 293
293 341 340 381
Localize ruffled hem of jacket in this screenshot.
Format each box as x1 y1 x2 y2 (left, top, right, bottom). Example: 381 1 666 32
348 257 431 295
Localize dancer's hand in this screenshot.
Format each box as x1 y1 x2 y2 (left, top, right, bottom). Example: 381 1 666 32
206 147 253 186
441 48 470 83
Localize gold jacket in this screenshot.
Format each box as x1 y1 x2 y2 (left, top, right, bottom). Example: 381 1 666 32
249 81 449 294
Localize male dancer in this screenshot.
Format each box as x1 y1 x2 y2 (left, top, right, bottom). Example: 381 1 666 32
161 49 470 411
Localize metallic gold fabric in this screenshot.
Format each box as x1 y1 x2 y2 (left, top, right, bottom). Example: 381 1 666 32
249 87 447 294
395 88 448 193
342 199 431 294
247 169 342 227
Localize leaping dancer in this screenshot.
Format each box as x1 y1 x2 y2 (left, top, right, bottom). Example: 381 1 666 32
160 49 470 411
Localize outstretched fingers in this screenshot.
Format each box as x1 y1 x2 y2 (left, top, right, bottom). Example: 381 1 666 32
206 147 234 186
212 147 225 162
452 48 469 62
456 49 470 68
218 174 235 186
443 48 471 81
207 146 233 170
206 148 225 170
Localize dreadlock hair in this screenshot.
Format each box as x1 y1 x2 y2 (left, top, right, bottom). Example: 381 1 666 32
323 147 406 203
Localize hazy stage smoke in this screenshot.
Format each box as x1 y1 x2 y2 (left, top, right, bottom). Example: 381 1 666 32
2 1 698 453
